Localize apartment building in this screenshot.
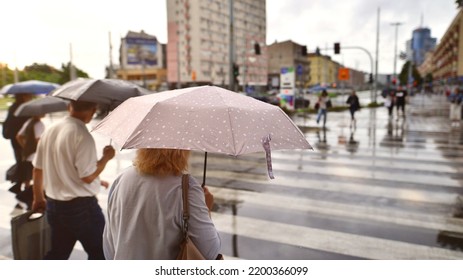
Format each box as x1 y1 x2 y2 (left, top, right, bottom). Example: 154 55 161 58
166 0 267 89
433 9 463 83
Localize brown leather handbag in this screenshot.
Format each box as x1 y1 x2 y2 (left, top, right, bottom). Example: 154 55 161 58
176 174 223 260
176 174 206 260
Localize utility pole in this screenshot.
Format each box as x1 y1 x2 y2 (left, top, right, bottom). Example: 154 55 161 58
177 40 181 89
391 22 403 82
228 0 235 91
69 43 77 81
108 32 114 79
374 7 380 103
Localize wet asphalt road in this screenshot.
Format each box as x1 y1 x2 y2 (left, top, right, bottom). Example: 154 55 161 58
0 91 462 259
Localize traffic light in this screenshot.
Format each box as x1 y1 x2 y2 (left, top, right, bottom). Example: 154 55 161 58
315 47 321 56
301 46 308 56
254 43 261 55
334 42 340 54
368 73 373 84
233 63 239 77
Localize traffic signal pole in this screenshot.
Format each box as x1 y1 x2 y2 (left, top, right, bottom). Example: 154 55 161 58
228 0 235 91
322 45 376 103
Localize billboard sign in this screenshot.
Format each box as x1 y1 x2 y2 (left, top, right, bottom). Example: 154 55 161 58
126 37 158 66
280 67 295 109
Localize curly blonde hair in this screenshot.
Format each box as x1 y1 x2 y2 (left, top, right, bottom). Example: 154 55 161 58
133 148 190 177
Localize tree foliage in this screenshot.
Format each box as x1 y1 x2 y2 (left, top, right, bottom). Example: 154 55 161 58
0 62 90 88
398 61 422 87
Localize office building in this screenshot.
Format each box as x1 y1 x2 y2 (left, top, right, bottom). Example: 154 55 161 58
406 27 436 66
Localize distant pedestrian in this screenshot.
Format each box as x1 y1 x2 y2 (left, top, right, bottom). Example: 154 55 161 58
395 86 408 118
384 89 395 118
316 90 331 127
32 100 116 259
346 90 360 128
448 87 462 127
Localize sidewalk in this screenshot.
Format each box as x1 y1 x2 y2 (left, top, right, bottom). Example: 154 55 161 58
0 92 459 260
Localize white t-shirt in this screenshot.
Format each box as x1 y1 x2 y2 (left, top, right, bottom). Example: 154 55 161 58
18 118 45 162
33 116 100 201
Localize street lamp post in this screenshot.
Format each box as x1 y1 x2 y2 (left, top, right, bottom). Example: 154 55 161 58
391 22 403 82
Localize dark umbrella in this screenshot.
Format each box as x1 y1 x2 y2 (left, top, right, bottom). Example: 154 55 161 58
14 96 69 117
50 78 152 110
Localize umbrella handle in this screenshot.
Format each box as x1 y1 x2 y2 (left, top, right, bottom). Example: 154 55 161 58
201 152 207 188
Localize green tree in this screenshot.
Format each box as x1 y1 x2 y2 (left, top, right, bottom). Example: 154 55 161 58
1 62 90 89
22 63 61 83
58 62 90 84
398 61 422 87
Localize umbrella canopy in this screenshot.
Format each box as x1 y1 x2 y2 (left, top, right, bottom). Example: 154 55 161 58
50 78 152 110
92 85 312 179
0 80 60 95
14 96 69 117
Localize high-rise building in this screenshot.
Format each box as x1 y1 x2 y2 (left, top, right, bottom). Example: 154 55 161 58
166 0 267 89
405 27 436 66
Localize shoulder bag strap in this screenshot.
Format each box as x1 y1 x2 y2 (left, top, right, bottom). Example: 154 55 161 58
181 174 190 238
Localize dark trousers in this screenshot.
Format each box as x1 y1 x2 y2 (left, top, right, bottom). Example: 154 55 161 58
388 105 394 116
11 139 23 165
45 196 105 260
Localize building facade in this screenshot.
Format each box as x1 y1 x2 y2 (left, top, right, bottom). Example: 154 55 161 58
433 9 463 83
166 0 267 89
116 31 167 91
267 40 310 91
307 53 338 87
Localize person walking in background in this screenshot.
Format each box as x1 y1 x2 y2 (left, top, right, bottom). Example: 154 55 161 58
316 90 331 127
346 90 361 129
448 87 462 128
15 114 46 209
384 89 395 118
395 85 408 119
103 148 221 260
2 93 34 194
32 100 115 260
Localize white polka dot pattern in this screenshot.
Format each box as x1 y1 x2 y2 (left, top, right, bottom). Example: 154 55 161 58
92 86 312 156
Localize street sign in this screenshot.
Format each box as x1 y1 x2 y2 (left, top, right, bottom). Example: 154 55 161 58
338 68 350 81
296 64 303 75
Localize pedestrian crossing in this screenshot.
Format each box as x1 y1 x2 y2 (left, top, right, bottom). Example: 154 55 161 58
0 94 462 260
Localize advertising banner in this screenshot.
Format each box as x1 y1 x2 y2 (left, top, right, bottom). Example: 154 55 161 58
126 37 158 66
280 67 295 109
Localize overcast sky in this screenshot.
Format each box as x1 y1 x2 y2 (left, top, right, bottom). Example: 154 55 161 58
0 0 459 79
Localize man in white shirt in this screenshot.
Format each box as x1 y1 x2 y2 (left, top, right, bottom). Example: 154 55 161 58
32 100 115 259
